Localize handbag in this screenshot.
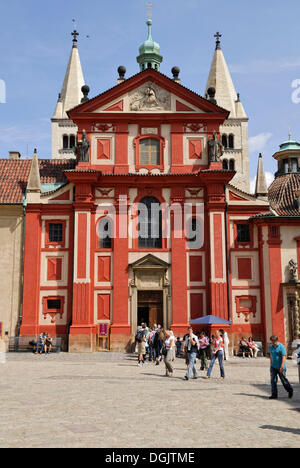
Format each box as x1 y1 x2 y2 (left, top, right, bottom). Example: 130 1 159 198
162 347 168 357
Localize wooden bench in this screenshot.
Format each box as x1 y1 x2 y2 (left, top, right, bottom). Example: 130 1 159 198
9 337 62 353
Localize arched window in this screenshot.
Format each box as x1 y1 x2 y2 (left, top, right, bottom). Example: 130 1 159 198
222 159 228 170
69 135 76 148
63 135 69 149
229 134 234 149
139 138 161 166
138 197 162 249
229 159 235 171
187 218 201 249
98 218 112 249
222 135 228 148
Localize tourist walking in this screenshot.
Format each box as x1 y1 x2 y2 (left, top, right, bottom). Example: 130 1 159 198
269 335 293 400
135 325 146 366
184 327 199 381
153 329 163 366
163 331 175 377
198 332 209 371
148 327 155 362
206 330 225 379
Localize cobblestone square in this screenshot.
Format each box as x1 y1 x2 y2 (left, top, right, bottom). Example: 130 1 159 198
0 354 299 448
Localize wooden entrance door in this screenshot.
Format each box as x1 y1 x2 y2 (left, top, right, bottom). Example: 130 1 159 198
138 291 164 328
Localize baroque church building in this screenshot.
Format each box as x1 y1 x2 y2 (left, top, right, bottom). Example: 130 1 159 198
1 19 300 353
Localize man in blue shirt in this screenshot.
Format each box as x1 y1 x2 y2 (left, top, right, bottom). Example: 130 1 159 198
269 335 293 400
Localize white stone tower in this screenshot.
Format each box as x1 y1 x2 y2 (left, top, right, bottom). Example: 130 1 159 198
205 33 250 192
51 29 85 159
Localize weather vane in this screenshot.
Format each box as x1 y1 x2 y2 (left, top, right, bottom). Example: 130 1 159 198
147 2 153 19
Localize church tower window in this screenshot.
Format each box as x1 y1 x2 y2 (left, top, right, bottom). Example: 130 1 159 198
222 135 228 148
70 135 76 148
222 159 228 170
229 134 234 149
63 135 69 149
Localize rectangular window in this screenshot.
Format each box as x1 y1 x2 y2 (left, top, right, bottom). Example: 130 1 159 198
236 224 250 243
140 138 160 165
47 299 61 310
49 223 63 243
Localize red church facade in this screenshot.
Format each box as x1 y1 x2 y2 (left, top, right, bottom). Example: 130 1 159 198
18 69 276 352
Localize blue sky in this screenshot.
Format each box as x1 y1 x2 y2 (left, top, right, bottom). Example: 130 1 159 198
1 0 300 188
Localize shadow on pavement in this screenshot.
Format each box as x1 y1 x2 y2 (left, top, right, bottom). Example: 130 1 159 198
260 425 300 435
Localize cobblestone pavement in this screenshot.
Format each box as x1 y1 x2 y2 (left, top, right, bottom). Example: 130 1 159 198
0 353 299 448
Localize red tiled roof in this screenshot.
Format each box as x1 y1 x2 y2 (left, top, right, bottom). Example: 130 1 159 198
0 159 76 204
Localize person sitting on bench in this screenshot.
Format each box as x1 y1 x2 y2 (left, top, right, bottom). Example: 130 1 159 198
239 337 251 358
44 333 53 354
35 332 46 355
248 337 259 358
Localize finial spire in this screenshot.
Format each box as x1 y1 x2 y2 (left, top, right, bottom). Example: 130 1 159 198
147 2 153 19
288 127 292 140
214 31 222 50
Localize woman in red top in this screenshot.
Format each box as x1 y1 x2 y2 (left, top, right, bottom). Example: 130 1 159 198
206 330 225 379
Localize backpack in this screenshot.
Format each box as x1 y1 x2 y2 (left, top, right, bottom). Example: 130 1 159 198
136 330 145 343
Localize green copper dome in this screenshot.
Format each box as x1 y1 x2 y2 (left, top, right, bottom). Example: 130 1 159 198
137 19 163 72
278 140 300 152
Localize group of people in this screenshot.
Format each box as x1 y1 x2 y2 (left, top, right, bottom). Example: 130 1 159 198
135 324 229 380
135 324 299 399
35 332 53 355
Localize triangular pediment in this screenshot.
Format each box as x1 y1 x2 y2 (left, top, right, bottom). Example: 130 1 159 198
68 69 229 118
130 254 170 269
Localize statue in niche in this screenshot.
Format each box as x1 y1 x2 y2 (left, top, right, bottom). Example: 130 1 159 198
78 130 90 162
208 131 224 162
288 259 298 283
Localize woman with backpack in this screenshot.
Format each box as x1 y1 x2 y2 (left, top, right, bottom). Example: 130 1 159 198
136 325 146 366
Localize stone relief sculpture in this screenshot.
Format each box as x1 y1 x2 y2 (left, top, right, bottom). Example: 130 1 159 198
288 259 298 283
208 131 224 162
129 82 171 111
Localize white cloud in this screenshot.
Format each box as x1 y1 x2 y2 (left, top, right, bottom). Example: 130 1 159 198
230 58 300 75
249 132 273 153
0 122 49 145
250 171 274 194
